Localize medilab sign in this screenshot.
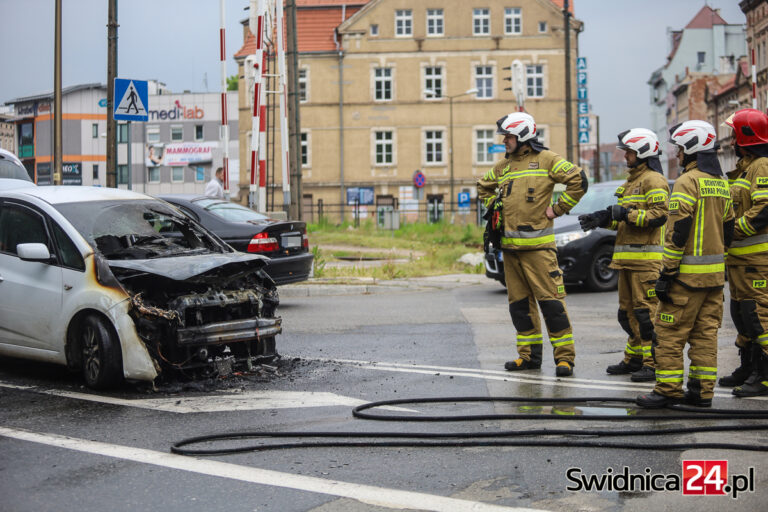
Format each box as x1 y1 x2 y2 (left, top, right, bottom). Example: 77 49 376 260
148 100 205 120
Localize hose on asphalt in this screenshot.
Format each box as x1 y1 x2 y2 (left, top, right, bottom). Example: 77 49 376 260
171 396 768 455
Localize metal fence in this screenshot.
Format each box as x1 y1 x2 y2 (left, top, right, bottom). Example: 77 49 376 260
302 199 486 228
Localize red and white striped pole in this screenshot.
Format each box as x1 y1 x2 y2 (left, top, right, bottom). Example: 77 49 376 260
219 0 230 198
753 48 758 109
275 0 291 211
249 0 268 211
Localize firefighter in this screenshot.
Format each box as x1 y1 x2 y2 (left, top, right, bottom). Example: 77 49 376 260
721 109 768 397
578 128 669 382
636 120 735 408
477 112 588 377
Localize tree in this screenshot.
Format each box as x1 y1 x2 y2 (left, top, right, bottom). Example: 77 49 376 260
227 75 238 91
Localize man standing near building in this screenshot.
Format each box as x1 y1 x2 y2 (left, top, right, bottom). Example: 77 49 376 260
477 112 588 377
636 120 734 408
721 109 768 397
205 167 225 199
577 129 669 382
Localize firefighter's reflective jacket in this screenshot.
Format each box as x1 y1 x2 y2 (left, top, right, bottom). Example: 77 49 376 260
477 146 588 251
726 154 768 266
662 161 735 289
609 162 670 270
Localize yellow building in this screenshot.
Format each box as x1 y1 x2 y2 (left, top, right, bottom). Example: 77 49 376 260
236 0 582 222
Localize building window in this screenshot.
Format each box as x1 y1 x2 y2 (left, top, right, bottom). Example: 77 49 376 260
526 64 544 98
195 166 205 182
374 67 393 101
148 167 160 183
475 65 493 99
395 9 412 37
473 8 490 35
374 131 393 165
425 130 443 164
538 21 547 33
426 9 443 36
92 123 98 139
298 68 308 102
172 167 184 182
300 132 310 167
505 7 522 35
370 24 379 36
697 51 706 69
424 66 443 99
92 164 99 180
171 125 183 142
146 125 160 143
476 129 494 164
117 123 128 143
117 164 128 185
195 125 203 141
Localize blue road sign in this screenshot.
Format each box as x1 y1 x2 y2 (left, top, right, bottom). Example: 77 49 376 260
579 131 590 144
458 192 470 209
579 116 590 130
577 57 587 70
488 144 507 153
578 102 589 115
114 78 148 121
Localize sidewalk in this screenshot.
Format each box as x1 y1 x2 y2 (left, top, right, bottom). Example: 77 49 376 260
279 273 488 297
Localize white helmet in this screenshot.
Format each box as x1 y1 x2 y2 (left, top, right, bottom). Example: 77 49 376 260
616 128 660 159
669 120 717 154
496 112 537 142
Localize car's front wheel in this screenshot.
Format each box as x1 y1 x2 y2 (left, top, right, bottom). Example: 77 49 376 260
585 244 618 292
80 314 123 389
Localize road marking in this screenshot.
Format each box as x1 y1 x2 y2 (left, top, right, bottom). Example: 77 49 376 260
0 382 414 414
310 358 768 401
0 426 545 512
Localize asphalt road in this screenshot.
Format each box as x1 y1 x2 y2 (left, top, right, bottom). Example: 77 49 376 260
1 275 767 512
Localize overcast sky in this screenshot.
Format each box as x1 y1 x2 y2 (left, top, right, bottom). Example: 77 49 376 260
0 0 746 143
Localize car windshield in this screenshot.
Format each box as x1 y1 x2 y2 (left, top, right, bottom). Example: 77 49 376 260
567 183 620 216
200 200 270 223
54 199 227 259
0 160 32 181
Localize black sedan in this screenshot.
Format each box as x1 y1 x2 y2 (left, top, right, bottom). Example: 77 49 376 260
485 180 623 292
158 195 313 285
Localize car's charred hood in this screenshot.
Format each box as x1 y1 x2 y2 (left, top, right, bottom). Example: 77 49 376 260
108 252 269 286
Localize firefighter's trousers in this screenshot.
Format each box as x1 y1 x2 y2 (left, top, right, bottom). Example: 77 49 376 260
503 249 575 366
617 269 659 368
727 265 768 356
653 281 723 399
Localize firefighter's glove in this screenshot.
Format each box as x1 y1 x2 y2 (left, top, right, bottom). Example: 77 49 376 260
610 204 629 223
654 269 679 304
577 208 611 231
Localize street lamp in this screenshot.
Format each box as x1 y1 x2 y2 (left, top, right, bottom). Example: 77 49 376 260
427 87 478 214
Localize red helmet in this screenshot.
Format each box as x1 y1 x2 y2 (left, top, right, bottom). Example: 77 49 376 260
726 109 768 146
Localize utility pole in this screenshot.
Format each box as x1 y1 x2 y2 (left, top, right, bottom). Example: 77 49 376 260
106 0 118 188
593 115 600 183
285 0 302 219
563 0 573 162
53 0 62 184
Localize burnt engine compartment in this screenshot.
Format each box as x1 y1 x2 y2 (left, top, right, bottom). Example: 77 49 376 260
112 263 281 381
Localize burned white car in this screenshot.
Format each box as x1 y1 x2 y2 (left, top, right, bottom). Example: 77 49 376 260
0 186 281 389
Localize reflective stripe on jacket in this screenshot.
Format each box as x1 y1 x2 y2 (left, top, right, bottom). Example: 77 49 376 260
477 146 587 251
726 154 768 266
609 162 669 270
662 162 735 288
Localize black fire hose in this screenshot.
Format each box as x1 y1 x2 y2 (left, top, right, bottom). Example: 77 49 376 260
171 396 768 456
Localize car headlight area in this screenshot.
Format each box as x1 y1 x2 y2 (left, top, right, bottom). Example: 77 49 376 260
555 230 590 248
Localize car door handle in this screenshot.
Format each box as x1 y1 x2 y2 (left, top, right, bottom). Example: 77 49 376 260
64 284 72 291
0 274 3 283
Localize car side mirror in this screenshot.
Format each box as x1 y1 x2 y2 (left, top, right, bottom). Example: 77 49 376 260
17 243 53 262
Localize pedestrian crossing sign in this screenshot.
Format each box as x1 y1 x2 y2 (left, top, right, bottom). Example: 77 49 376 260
114 78 148 121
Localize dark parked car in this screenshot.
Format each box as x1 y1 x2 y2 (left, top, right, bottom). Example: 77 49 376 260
485 180 625 292
158 195 313 285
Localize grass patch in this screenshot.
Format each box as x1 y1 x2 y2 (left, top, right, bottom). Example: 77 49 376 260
308 220 485 279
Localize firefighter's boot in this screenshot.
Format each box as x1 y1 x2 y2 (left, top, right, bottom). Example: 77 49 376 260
733 352 768 397
630 366 656 382
555 361 573 377
719 346 755 387
606 358 642 375
505 344 542 371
